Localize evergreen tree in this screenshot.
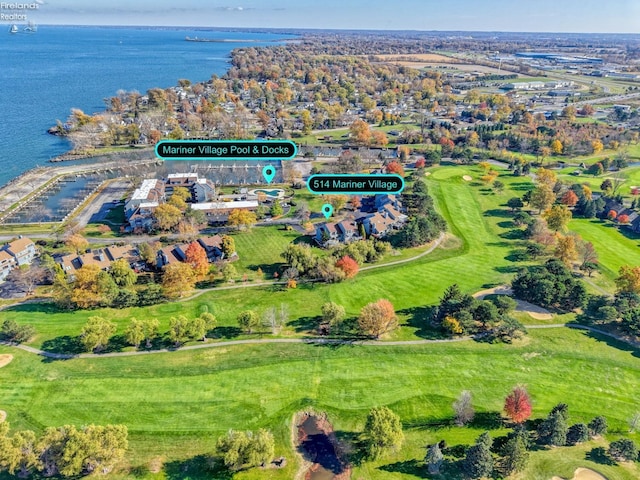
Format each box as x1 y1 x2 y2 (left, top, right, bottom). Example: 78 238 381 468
501 435 529 475
425 443 444 474
538 410 567 446
463 432 493 479
567 423 589 445
588 416 608 437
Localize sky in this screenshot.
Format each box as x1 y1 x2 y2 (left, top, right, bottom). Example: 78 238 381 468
16 0 640 33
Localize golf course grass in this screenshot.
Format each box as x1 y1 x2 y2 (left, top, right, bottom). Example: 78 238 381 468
1 164 640 478
0 328 639 479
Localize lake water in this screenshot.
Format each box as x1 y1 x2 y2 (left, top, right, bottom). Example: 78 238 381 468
0 26 291 188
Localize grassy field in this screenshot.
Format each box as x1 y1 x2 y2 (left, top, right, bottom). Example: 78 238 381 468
0 328 639 479
3 164 640 478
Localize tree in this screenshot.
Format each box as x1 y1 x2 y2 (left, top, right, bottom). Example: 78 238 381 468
335 255 359 279
443 315 463 334
321 302 346 331
350 118 372 145
550 139 563 155
161 262 196 299
608 438 638 462
1 319 35 343
357 299 397 338
453 390 475 426
186 315 207 342
616 265 640 294
4 429 39 478
386 161 405 176
216 429 274 471
269 201 283 217
124 318 145 348
80 316 116 352
371 130 388 147
221 262 237 282
184 242 209 278
536 168 557 188
507 197 524 212
491 295 517 315
588 416 608 437
326 194 348 212
65 234 88 254
425 443 444 474
591 139 604 154
567 423 589 445
168 315 190 346
530 184 555 213
198 312 216 340
618 214 630 224
462 432 493 479
538 410 567 446
561 190 579 207
140 318 160 348
227 209 257 230
363 406 404 459
153 203 182 231
504 386 532 424
109 259 136 287
501 435 529 475
238 310 260 334
221 235 235 257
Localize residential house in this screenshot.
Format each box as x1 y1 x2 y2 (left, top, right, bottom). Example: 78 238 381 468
0 236 37 282
315 220 361 246
156 244 189 269
197 235 225 262
57 244 141 278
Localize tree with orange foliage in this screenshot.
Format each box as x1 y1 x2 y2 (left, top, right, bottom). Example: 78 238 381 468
185 241 209 278
607 210 618 221
371 130 388 147
618 214 630 224
504 386 532 424
415 158 426 169
350 119 372 145
561 190 578 207
358 299 397 338
335 255 359 279
386 161 405 176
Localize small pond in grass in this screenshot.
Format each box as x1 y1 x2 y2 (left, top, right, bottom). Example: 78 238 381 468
297 413 350 480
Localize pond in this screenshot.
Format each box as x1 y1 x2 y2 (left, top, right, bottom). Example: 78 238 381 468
297 413 350 480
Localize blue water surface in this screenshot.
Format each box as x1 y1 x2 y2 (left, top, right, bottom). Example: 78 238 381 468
0 26 288 187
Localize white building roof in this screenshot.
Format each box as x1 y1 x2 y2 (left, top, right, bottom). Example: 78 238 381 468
191 200 258 211
138 202 159 209
131 179 160 201
167 173 199 179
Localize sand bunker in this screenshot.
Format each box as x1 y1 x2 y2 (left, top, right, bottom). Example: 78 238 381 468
0 355 13 368
462 175 472 181
424 171 431 176
473 286 553 320
0 411 6 422
552 467 608 480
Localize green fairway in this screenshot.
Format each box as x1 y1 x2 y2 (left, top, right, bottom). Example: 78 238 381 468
0 328 639 479
1 165 532 349
569 218 640 289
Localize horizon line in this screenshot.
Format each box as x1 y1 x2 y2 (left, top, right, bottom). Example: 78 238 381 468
24 24 640 36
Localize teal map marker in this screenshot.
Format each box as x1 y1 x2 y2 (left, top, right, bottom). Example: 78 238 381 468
262 165 276 184
321 203 333 219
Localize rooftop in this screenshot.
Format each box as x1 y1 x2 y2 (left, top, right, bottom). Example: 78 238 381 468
191 200 258 211
131 179 162 202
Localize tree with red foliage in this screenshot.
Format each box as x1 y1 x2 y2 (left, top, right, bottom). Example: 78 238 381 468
184 241 209 278
561 190 578 207
607 210 618 221
618 214 630 224
415 157 426 169
350 196 362 210
335 255 359 279
439 137 455 156
386 161 405 177
504 386 532 424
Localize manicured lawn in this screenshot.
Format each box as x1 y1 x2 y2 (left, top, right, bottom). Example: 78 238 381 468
0 328 639 479
569 218 640 289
